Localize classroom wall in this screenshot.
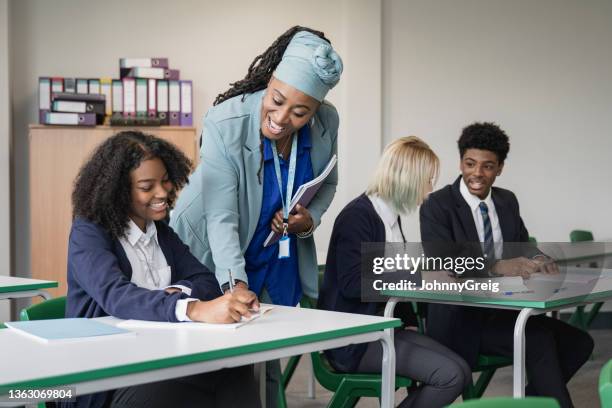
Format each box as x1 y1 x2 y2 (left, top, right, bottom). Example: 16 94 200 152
9 0 382 285
383 0 612 242
0 0 12 321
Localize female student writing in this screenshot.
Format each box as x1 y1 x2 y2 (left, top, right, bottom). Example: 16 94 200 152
170 26 343 404
66 131 260 408
318 137 471 408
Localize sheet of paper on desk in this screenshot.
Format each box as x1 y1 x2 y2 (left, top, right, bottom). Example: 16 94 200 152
528 271 599 284
485 276 529 292
118 306 274 330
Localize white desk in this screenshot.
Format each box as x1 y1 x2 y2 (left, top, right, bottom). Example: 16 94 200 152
0 305 400 407
383 268 612 398
0 276 56 301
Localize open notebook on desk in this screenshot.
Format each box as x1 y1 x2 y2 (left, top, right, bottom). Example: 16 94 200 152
118 305 274 330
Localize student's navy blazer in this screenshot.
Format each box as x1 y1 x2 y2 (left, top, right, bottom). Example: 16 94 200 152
318 194 385 372
419 176 533 367
64 217 222 408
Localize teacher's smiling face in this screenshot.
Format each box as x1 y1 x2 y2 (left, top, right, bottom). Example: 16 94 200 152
260 77 320 141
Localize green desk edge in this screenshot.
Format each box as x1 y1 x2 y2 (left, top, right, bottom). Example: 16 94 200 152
383 288 612 309
0 318 401 392
0 281 58 293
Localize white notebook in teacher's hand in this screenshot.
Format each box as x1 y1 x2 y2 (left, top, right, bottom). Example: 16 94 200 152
263 154 337 247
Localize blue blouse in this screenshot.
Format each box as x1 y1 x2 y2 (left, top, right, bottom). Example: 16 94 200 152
244 125 313 306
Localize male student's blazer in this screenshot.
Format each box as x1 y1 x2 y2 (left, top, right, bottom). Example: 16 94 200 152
419 176 533 367
170 89 339 299
64 217 222 408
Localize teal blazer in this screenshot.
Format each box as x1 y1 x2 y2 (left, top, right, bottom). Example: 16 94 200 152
170 89 338 299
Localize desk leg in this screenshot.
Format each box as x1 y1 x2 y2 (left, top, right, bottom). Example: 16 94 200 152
513 308 534 398
384 298 398 344
379 330 396 408
36 290 52 300
255 362 266 407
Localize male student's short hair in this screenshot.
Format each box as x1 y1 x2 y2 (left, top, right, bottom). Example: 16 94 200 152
458 122 510 164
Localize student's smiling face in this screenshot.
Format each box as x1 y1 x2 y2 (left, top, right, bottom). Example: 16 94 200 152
129 157 173 231
260 77 320 141
460 148 504 199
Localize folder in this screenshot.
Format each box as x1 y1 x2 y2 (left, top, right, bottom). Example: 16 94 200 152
51 77 64 93
76 78 88 94
51 93 106 124
5 318 131 343
64 78 76 93
109 116 161 126
112 79 123 115
120 57 169 69
168 80 180 126
122 67 179 80
136 78 147 117
147 79 157 118
180 80 193 127
100 78 113 117
38 77 51 124
157 80 169 125
123 77 136 117
88 79 101 94
43 112 96 126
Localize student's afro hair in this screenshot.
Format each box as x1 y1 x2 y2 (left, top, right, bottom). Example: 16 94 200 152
457 122 510 164
72 131 192 239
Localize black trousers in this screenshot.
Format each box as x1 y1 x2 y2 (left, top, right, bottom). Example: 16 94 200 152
109 365 261 408
356 329 472 408
479 311 594 408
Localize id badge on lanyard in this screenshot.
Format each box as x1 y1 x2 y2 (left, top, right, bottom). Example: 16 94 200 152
272 134 298 259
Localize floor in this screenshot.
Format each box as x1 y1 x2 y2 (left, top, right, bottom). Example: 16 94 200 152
283 328 612 407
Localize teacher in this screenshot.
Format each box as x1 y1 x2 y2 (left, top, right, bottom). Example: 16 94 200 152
170 25 343 405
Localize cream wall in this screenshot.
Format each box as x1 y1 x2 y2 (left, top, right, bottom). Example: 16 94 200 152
383 0 612 242
1 0 12 321
9 0 382 284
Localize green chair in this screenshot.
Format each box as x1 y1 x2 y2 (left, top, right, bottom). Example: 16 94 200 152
528 236 538 243
567 229 603 330
601 359 612 408
449 396 560 407
20 296 66 321
463 354 512 400
19 296 66 408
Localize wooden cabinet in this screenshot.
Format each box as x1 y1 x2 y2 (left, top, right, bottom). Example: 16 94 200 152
29 125 198 299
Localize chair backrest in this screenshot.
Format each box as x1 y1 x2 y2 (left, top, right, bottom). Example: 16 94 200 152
19 296 66 321
451 396 560 408
528 236 537 243
570 230 594 242
601 360 612 408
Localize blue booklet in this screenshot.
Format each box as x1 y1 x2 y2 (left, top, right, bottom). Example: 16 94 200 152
5 318 132 343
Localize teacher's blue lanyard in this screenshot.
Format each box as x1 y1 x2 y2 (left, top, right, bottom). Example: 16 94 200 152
271 134 298 258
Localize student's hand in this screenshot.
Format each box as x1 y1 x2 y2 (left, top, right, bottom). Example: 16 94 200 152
164 287 182 295
223 283 260 312
187 291 257 324
532 255 560 275
270 205 313 234
491 257 540 279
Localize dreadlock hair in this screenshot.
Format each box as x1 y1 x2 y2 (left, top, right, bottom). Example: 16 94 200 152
213 26 330 184
72 131 192 240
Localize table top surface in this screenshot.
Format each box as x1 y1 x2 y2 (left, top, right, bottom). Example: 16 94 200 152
0 276 58 293
384 268 612 309
0 305 400 390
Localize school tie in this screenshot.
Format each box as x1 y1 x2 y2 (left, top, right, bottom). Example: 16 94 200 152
479 202 495 262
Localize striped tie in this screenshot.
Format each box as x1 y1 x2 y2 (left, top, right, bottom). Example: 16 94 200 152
479 202 495 262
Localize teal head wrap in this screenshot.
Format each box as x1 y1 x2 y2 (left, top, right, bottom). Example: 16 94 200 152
273 31 343 102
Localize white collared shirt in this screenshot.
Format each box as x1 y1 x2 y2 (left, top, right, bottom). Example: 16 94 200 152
368 194 405 243
119 219 197 321
459 178 504 259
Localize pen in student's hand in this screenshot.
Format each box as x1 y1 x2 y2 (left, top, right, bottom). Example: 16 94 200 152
228 269 235 294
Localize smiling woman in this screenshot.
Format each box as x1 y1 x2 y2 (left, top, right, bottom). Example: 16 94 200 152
170 25 343 407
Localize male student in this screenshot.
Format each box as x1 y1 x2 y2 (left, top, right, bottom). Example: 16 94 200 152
419 122 593 407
